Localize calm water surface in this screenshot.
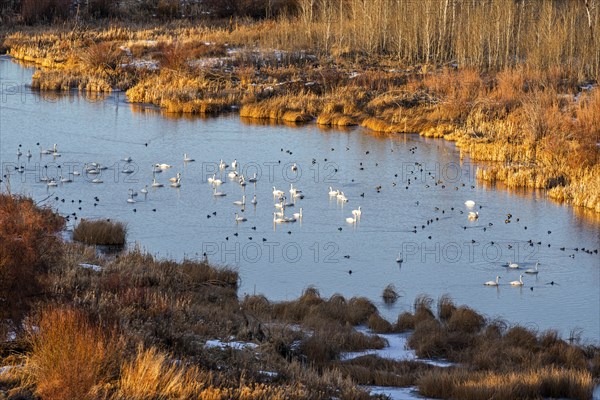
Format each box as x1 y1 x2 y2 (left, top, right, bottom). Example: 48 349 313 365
1 56 598 342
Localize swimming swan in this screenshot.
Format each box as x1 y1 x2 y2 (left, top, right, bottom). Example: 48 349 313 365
525 262 540 274
508 261 519 269
352 206 362 218
293 208 303 220
510 275 524 286
183 154 195 162
468 211 479 221
233 195 246 206
235 212 247 222
484 276 500 286
465 200 476 208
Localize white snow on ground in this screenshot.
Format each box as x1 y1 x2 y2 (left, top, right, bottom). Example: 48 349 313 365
79 263 102 272
204 339 258 351
364 385 436 400
341 326 454 368
0 366 13 375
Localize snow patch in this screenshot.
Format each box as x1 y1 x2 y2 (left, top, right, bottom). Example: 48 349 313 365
364 385 436 400
341 326 454 368
79 263 102 272
204 339 258 351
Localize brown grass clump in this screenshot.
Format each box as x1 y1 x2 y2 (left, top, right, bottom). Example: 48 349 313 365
316 112 357 126
72 218 126 246
367 313 394 334
417 367 594 400
117 345 205 399
27 307 123 399
382 284 399 304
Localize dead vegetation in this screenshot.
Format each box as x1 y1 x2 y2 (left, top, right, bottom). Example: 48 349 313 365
0 196 598 399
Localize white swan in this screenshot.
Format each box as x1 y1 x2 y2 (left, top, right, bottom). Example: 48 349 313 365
465 200 476 208
238 175 246 186
183 153 195 162
26 150 32 158
235 212 247 222
219 159 228 169
122 165 134 174
251 194 257 204
293 208 303 220
337 192 348 202
91 178 103 184
346 216 356 223
248 173 258 183
127 190 136 203
468 211 479 221
169 172 181 183
273 212 296 223
47 179 58 187
40 146 52 155
60 175 72 183
396 252 403 263
484 276 501 286
328 187 339 196
170 178 181 188
213 187 226 197
210 175 223 186
525 262 540 275
152 178 163 187
155 163 172 170
508 261 519 269
233 195 246 206
122 156 133 162
140 185 148 194
352 206 362 218
17 148 22 157
71 170 80 176
273 187 284 197
228 170 238 179
510 275 524 286
231 159 238 170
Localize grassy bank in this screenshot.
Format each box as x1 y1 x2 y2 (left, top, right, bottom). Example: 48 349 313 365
1 194 599 399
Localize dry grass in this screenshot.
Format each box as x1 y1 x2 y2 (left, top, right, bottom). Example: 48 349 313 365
418 367 594 400
26 307 123 399
381 284 399 304
72 219 127 246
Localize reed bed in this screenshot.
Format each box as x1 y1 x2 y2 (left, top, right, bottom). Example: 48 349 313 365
72 219 126 246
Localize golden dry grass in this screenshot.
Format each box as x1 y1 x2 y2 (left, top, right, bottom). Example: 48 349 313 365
72 219 126 246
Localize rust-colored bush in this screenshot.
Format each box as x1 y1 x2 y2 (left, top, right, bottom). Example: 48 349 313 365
0 195 64 327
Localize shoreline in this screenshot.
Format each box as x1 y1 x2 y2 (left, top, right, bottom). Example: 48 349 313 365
2 23 598 213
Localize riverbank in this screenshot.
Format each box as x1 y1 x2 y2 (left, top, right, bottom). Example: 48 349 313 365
0 194 598 399
2 21 598 213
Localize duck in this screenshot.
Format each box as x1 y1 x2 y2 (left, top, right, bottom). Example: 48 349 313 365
484 276 500 286
510 275 524 286
525 262 540 274
183 153 195 162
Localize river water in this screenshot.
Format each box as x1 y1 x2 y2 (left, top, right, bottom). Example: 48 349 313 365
1 56 598 343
